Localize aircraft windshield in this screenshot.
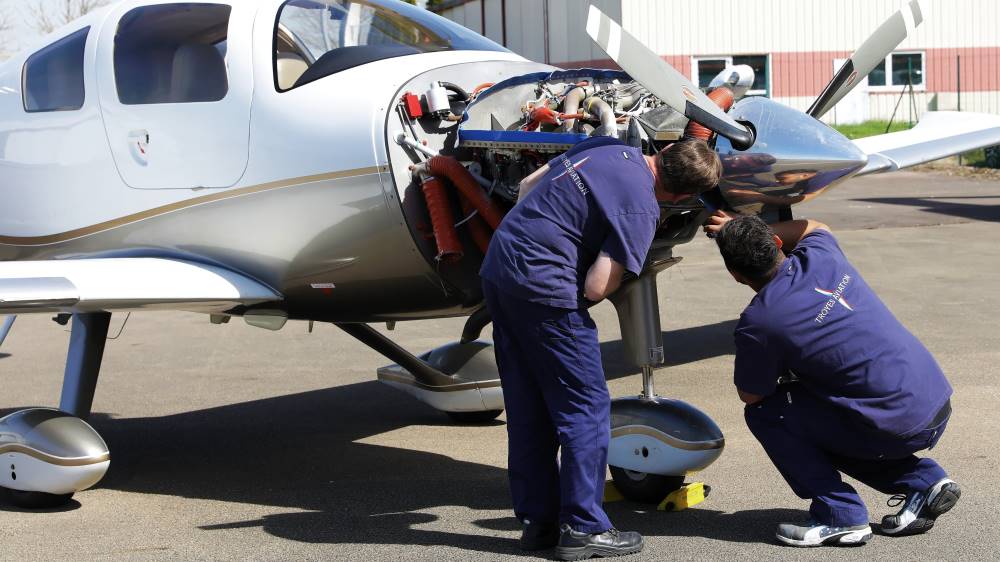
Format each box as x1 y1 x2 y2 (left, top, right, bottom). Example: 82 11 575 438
274 0 508 91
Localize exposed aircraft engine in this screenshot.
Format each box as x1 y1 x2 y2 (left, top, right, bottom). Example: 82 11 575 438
387 65 745 309
0 408 110 507
456 69 697 204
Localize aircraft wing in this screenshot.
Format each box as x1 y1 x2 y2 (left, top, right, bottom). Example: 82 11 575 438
0 258 280 315
853 111 1000 176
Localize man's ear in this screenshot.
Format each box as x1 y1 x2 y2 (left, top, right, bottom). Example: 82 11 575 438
773 234 783 250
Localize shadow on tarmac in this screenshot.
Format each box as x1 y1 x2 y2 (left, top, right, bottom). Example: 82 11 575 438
1 384 524 556
855 196 1000 223
0 318 740 554
0 353 10 360
601 320 738 379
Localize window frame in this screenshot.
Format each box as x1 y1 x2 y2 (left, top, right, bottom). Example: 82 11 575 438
21 26 91 113
867 50 926 92
691 54 770 98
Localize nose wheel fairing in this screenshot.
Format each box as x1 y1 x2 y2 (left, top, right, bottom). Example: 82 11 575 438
609 397 724 476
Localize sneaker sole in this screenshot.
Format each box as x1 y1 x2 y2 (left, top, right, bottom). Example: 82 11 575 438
776 528 872 548
884 482 961 536
555 539 645 561
927 482 961 517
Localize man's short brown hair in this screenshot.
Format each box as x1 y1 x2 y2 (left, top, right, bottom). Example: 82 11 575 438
656 139 723 194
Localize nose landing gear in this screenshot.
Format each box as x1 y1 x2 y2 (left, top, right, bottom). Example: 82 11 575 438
606 253 725 504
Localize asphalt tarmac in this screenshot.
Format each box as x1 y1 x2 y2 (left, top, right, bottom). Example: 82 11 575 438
2 170 999 561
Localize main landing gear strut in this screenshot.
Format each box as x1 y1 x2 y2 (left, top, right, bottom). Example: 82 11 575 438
1 313 112 509
344 248 724 504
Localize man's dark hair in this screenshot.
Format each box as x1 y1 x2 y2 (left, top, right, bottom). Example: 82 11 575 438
715 215 782 282
657 139 724 195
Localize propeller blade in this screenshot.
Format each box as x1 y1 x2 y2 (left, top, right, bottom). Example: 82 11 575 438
0 315 15 348
808 0 926 119
585 5 754 149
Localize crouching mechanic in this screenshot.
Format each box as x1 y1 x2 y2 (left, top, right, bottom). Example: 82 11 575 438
707 213 960 547
480 137 722 560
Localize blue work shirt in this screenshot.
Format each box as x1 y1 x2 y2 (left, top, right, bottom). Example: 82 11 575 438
480 137 660 309
734 229 952 439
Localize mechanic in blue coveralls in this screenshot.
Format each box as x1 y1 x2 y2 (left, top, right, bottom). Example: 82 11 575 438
480 136 722 560
705 212 961 548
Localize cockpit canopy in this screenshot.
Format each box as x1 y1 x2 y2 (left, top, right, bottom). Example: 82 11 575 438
274 0 509 92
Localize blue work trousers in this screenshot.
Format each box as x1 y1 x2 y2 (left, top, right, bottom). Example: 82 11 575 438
483 280 613 534
745 384 949 527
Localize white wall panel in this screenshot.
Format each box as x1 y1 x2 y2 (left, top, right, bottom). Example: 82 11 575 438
778 91 1000 123
620 0 999 54
483 0 504 45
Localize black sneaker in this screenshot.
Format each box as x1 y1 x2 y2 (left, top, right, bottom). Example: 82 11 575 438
775 520 872 547
520 521 559 551
555 524 644 560
881 478 961 536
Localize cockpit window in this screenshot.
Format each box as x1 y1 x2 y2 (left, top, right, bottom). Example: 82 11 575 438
274 0 508 92
115 3 232 105
23 27 89 113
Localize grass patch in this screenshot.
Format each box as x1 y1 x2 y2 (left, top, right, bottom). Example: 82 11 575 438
832 120 913 139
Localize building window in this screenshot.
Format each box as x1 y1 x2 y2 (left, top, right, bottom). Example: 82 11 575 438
114 4 231 105
22 27 89 113
693 55 769 97
868 51 924 89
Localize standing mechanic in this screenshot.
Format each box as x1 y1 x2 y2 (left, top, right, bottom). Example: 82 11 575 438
480 136 722 560
706 213 961 547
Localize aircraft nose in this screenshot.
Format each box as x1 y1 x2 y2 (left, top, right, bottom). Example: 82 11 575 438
714 97 867 214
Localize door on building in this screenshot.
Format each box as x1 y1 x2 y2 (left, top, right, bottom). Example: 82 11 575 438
96 1 254 189
693 55 770 97
830 58 869 125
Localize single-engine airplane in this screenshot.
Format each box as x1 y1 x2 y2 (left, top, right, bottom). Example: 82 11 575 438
1 0 998 509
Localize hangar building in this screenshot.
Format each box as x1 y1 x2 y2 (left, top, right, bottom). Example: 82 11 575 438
430 0 1000 124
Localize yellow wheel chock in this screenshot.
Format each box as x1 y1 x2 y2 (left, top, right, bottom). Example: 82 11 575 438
657 482 710 512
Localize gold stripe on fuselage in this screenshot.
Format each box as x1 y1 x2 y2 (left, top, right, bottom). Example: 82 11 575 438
0 443 110 466
0 166 386 246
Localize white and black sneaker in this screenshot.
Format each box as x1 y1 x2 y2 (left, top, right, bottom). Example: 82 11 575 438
881 478 961 536
775 520 872 547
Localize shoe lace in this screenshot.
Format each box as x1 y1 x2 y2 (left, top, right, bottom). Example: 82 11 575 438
887 494 907 508
606 528 620 539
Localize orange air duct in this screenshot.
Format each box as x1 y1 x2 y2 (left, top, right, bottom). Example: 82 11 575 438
459 195 493 255
684 87 735 142
425 156 505 230
420 175 463 264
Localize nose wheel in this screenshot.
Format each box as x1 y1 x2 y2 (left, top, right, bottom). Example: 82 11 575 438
609 467 684 505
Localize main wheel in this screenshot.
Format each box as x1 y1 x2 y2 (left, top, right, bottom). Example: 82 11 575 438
446 409 504 424
4 489 75 509
609 466 684 504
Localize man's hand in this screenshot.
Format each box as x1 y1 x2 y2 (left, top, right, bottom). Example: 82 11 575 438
703 210 734 237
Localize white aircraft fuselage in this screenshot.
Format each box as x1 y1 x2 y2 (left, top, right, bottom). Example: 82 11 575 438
0 0 545 322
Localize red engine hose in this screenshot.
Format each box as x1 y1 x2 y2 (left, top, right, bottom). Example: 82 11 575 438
420 176 463 264
426 156 505 230
459 195 493 255
684 87 735 141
